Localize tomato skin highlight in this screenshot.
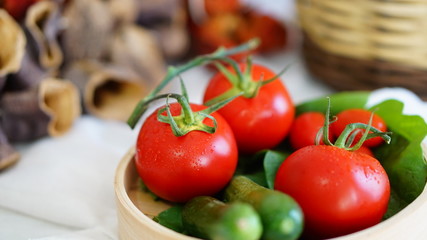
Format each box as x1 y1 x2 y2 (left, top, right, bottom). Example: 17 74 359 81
274 145 390 239
331 109 387 148
203 63 295 154
135 103 238 203
289 112 334 150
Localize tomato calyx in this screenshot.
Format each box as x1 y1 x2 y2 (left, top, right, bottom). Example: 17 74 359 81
204 57 290 106
157 93 238 136
317 98 392 151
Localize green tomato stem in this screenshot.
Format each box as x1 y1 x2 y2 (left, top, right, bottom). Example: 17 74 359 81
201 93 242 116
320 97 392 151
318 97 334 146
144 91 241 137
127 39 260 129
334 123 391 150
261 64 292 87
204 88 243 107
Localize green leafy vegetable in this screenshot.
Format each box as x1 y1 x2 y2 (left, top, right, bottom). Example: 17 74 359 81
370 99 427 216
153 205 185 233
383 189 409 220
238 150 288 189
263 151 288 189
296 91 370 116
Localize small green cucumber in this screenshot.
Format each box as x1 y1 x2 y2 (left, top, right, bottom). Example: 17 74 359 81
224 176 304 240
182 196 262 240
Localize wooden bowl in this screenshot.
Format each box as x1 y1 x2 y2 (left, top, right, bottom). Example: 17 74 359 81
114 144 427 240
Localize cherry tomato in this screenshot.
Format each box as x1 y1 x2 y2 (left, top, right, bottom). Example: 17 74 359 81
275 145 390 239
331 109 387 148
188 7 287 58
288 112 334 150
237 13 287 53
135 102 238 203
190 13 253 62
203 63 294 154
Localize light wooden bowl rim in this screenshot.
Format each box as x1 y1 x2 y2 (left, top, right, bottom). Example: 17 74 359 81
114 146 199 240
115 143 427 240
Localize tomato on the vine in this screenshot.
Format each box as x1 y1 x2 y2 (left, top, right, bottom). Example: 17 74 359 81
275 104 391 239
288 112 334 150
188 0 287 58
135 100 238 203
237 14 287 53
331 109 387 148
191 13 253 62
274 145 390 239
203 62 294 154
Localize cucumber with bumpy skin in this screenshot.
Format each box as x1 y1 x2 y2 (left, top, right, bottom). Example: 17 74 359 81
224 176 304 240
182 196 262 240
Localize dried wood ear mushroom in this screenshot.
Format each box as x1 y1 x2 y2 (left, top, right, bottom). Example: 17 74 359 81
107 0 138 24
0 78 81 142
39 78 81 137
64 61 147 121
25 0 64 71
0 9 26 77
6 51 48 91
60 0 114 67
0 9 26 167
135 0 189 60
108 24 166 86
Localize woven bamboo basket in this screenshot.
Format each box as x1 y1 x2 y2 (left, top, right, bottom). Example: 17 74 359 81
297 0 427 99
115 144 427 240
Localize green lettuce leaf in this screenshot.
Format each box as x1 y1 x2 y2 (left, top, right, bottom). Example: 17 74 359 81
263 150 288 189
296 91 370 116
237 150 288 189
370 100 427 217
153 205 185 233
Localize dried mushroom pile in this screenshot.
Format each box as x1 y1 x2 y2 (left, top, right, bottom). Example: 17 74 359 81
0 0 190 170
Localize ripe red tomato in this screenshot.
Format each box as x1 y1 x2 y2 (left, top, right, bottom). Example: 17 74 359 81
331 109 387 148
190 13 253 62
135 102 238 203
274 145 390 239
203 63 295 154
237 14 287 53
288 112 334 150
188 6 287 58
